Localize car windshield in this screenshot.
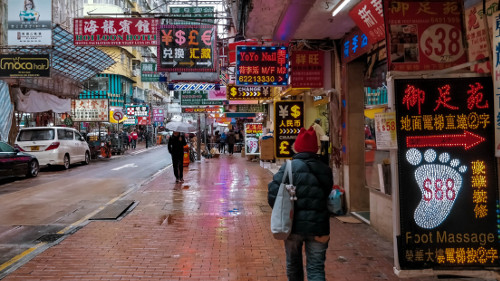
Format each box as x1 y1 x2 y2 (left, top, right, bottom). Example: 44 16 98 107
17 129 55 141
0 142 15 152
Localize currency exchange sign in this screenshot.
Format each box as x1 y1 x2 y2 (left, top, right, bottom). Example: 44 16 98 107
226 84 271 100
157 25 216 72
274 101 303 158
395 76 499 270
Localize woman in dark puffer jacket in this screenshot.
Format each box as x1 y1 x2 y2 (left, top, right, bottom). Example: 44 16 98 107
268 126 333 281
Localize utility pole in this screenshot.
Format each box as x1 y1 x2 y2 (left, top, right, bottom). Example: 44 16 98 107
197 114 201 161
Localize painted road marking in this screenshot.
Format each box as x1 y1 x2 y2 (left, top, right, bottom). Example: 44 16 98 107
111 163 138 171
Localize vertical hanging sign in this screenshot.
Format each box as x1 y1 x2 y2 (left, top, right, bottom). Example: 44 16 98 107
395 77 499 270
489 11 500 157
245 123 263 155
274 101 304 158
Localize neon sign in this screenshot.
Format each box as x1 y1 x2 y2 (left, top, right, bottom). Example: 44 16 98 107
236 46 289 86
395 77 499 270
274 101 303 158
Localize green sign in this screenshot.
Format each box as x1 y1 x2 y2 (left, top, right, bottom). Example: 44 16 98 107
179 90 224 106
169 6 215 24
141 62 160 82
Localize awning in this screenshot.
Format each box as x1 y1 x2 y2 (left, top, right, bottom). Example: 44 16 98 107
51 25 116 82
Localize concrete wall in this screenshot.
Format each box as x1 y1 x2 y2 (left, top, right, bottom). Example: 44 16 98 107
370 190 393 241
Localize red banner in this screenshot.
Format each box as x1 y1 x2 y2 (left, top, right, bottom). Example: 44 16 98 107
290 50 324 88
384 0 467 72
73 18 159 46
349 0 385 44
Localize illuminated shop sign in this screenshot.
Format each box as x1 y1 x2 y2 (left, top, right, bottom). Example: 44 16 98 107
395 77 499 270
73 18 159 46
236 46 289 86
157 25 216 72
226 84 271 100
245 123 263 155
0 54 50 77
274 101 303 158
341 28 371 63
349 0 385 44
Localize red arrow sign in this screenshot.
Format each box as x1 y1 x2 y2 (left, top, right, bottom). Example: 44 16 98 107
406 131 485 150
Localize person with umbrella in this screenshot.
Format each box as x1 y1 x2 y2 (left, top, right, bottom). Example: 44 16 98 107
168 131 187 183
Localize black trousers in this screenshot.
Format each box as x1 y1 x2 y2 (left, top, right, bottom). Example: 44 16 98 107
172 156 183 180
228 143 234 154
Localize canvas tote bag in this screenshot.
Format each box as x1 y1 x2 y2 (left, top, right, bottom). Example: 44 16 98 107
271 160 297 240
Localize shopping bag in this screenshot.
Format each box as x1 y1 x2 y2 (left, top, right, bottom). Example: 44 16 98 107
271 160 297 240
327 185 344 215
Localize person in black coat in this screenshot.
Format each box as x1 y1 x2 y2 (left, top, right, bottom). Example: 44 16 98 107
168 131 187 183
268 126 333 281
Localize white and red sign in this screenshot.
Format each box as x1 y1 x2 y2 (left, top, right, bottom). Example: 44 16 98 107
71 99 109 122
349 0 385 44
384 0 467 72
465 0 496 74
73 18 159 46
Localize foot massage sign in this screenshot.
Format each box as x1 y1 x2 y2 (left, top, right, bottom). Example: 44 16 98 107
395 77 500 270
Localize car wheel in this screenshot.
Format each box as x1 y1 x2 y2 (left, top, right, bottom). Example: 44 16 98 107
63 154 70 169
27 160 39 177
83 151 90 165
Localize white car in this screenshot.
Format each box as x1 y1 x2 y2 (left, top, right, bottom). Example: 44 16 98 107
15 127 90 169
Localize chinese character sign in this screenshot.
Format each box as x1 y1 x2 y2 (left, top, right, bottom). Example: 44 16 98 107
169 6 215 25
245 123 263 155
290 50 324 88
73 18 159 46
7 0 52 46
236 46 289 86
395 77 499 270
157 25 216 72
274 101 304 158
465 0 497 74
348 0 385 44
71 99 109 122
488 11 500 157
179 91 224 106
384 0 467 71
341 28 371 63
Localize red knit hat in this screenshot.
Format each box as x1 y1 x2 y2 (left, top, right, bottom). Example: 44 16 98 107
293 127 318 153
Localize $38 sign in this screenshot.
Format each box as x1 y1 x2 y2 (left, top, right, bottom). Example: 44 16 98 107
420 24 464 63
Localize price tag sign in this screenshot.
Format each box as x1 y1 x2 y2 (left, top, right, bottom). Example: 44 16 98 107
374 112 397 149
384 0 467 71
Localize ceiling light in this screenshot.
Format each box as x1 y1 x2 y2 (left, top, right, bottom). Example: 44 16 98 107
332 0 352 17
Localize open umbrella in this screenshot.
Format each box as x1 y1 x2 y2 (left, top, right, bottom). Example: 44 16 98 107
165 121 196 133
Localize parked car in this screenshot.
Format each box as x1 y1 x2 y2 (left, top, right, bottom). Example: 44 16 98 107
15 127 90 169
0 141 39 178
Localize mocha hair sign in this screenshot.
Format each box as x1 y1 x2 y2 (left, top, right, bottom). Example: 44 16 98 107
0 54 50 77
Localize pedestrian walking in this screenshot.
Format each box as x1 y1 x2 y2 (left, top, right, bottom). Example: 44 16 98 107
130 129 138 149
145 130 150 149
219 131 226 153
121 130 129 150
226 129 236 155
268 126 333 281
168 131 187 183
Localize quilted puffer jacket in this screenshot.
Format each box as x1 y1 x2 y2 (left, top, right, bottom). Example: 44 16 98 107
268 152 333 236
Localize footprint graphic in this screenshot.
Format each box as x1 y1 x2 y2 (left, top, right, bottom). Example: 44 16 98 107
406 148 467 229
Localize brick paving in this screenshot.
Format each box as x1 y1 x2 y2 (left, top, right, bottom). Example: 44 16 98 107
0 154 482 280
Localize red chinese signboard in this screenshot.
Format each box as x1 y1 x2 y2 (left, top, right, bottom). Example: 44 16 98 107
290 50 324 88
349 0 385 44
384 0 467 71
236 46 289 86
157 25 216 72
73 18 159 46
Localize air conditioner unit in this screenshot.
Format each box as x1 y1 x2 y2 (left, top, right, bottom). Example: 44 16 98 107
132 69 140 77
124 7 131 14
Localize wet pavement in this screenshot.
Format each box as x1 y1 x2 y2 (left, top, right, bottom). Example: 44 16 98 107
0 151 492 280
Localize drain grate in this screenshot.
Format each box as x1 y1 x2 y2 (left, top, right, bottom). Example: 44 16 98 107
36 233 64 243
90 200 135 220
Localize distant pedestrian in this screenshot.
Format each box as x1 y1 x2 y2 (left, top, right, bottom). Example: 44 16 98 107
121 130 129 150
130 129 138 149
219 131 226 153
168 131 187 183
226 129 236 155
268 126 333 281
145 131 150 149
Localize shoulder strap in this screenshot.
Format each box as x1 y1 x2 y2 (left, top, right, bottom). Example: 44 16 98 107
281 160 289 184
286 159 293 185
